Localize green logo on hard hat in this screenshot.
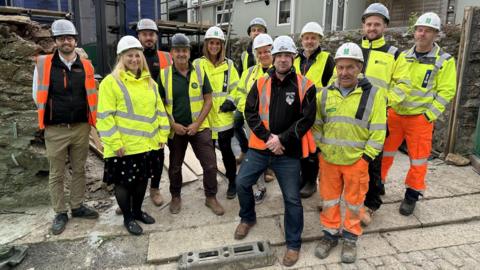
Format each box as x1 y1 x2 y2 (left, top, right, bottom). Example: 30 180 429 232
344 48 350 55
214 31 219 36
192 82 198 89
426 18 431 23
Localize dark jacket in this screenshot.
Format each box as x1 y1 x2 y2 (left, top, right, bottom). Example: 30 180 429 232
297 47 335 87
245 67 316 158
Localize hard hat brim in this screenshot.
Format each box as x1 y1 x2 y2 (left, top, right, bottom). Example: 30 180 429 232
414 23 440 31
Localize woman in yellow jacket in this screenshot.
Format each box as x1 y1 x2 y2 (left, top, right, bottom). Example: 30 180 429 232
97 36 170 235
236 33 274 204
193 26 240 199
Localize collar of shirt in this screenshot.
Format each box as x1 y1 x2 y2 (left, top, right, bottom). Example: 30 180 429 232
299 46 322 61
58 53 78 71
172 62 193 79
270 67 296 86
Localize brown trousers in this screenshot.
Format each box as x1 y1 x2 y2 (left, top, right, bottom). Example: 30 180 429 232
168 128 218 197
45 123 90 213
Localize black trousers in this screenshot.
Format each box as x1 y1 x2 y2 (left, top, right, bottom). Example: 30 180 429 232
300 153 319 188
217 128 237 186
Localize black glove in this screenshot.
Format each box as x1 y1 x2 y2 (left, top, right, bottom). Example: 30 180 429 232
219 100 236 112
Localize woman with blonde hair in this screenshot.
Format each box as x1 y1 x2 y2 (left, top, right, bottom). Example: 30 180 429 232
193 26 240 199
97 35 170 235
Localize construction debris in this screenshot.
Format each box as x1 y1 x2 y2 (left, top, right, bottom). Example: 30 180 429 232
445 153 471 166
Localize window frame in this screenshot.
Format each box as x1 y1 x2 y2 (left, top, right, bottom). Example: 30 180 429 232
277 0 292 26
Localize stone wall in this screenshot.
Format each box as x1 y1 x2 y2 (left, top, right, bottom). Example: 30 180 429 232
228 25 473 155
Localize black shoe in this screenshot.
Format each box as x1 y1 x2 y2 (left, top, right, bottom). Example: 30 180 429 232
71 204 99 219
399 198 416 216
300 181 317 198
134 212 155 224
124 220 143 235
51 213 68 235
226 184 236 200
379 183 385 196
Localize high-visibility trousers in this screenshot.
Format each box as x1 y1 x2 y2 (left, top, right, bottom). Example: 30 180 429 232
381 109 433 192
319 155 369 237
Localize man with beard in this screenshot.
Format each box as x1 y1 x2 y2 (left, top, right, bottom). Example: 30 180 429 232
234 36 316 267
357 3 410 226
294 22 335 199
158 33 225 216
136 18 171 206
32 19 99 235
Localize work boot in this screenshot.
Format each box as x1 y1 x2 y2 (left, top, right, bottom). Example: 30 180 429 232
399 197 416 216
124 220 143 236
300 181 317 198
51 213 68 235
254 188 267 204
360 207 374 226
314 236 338 259
236 152 246 165
134 212 156 224
226 183 236 200
71 204 99 219
234 222 256 240
169 196 182 214
205 197 225 216
282 249 300 267
115 207 122 215
150 188 164 206
264 169 275 182
341 239 357 264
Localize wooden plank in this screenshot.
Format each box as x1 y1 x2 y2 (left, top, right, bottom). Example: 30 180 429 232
164 146 198 184
183 145 203 176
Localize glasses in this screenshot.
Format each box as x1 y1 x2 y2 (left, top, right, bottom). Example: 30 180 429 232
56 36 76 42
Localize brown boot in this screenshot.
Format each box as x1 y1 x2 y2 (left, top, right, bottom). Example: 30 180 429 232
264 169 275 182
234 222 256 240
150 188 164 206
205 197 225 216
169 197 182 214
283 249 300 267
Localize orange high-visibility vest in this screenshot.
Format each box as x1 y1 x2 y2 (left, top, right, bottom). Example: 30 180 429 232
35 54 97 129
157 51 172 69
248 73 316 158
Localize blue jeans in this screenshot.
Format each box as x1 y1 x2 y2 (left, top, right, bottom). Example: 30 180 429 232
236 150 303 250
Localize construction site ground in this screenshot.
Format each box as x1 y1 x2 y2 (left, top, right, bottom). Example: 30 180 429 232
2 148 480 269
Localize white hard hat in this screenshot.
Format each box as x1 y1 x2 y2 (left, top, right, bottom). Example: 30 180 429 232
205 26 225 41
335 42 364 62
362 3 390 23
117 35 143 55
415 12 441 31
271 36 297 55
253 33 273 50
300 22 324 38
137 18 158 32
247 17 267 34
51 19 78 37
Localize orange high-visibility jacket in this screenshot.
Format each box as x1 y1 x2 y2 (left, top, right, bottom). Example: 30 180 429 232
35 54 97 129
248 73 316 158
157 51 172 69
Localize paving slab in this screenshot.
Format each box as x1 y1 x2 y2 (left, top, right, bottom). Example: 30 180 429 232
364 203 421 233
215 148 226 175
163 146 198 184
0 207 51 245
147 217 283 263
382 220 480 253
414 194 480 226
184 144 203 176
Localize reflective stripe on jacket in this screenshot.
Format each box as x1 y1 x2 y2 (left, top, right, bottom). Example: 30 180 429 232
194 57 240 138
313 77 387 165
35 54 97 129
248 73 316 158
237 64 270 113
97 70 170 158
392 43 457 121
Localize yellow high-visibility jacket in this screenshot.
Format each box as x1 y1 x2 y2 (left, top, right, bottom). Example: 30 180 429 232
236 63 271 113
97 70 170 158
393 43 457 121
294 50 330 89
159 63 210 138
313 77 387 165
193 57 239 138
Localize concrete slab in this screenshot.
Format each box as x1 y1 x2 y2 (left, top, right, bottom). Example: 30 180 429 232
364 203 421 233
163 146 198 184
414 194 480 226
184 144 203 176
147 217 284 263
215 148 226 175
382 221 480 253
0 207 51 245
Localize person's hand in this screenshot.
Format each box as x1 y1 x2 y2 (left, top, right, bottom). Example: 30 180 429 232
187 122 200 136
266 134 285 155
219 100 236 112
172 123 188 135
115 147 125 157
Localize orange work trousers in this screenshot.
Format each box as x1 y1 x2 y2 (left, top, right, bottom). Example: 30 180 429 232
381 109 433 192
319 155 369 237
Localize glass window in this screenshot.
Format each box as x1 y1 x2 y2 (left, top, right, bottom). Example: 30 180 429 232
216 2 233 25
277 0 291 25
